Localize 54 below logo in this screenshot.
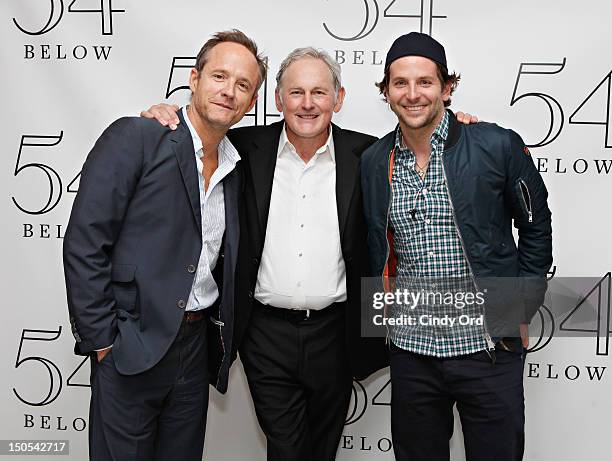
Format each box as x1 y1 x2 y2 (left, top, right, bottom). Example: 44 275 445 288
13 0 125 61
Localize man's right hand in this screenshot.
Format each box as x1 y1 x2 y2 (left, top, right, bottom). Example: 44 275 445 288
96 347 112 362
140 103 181 130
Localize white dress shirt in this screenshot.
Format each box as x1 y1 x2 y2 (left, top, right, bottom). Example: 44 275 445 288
182 107 241 311
254 124 347 310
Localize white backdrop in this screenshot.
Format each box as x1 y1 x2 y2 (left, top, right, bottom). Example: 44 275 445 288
1 1 611 459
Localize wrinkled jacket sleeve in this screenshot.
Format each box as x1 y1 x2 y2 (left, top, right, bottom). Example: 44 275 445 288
63 118 144 355
504 130 553 322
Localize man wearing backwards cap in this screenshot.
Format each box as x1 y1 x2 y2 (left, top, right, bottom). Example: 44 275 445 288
361 32 552 460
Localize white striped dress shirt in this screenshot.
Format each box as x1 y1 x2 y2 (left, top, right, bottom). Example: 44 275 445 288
182 107 241 311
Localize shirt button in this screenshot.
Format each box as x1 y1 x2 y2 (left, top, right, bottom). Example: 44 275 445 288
187 264 196 273
298 253 303 257
297 282 302 287
425 219 431 224
428 251 435 257
300 224 304 228
177 299 186 309
302 194 306 199
422 188 428 194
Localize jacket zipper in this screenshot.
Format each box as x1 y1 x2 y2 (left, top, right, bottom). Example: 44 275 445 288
382 148 395 345
519 179 533 223
440 159 496 357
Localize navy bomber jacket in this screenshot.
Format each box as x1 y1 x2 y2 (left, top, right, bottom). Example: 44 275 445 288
360 110 553 334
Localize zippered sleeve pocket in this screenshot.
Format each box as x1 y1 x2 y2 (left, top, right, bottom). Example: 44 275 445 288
517 179 533 223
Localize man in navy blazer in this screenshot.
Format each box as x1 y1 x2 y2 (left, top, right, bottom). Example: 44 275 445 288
63 30 266 461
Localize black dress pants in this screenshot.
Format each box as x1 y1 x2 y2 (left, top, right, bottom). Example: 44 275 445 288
240 300 353 461
88 316 209 461
390 343 525 461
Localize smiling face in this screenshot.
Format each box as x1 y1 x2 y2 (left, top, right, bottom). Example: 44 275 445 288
189 41 259 130
275 57 345 148
385 55 451 134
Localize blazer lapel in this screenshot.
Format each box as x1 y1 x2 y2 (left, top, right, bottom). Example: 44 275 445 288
333 123 360 241
172 109 201 235
248 121 284 234
223 167 240 272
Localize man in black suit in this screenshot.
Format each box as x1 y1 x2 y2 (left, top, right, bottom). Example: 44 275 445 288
144 47 388 461
230 48 388 461
63 30 266 461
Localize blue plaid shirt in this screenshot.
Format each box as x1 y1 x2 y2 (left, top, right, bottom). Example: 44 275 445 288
388 112 487 357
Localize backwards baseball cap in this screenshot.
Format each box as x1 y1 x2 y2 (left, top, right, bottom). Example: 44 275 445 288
384 32 447 70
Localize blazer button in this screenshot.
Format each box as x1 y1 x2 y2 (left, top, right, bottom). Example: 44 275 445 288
248 291 253 299
187 264 196 273
252 257 259 266
177 299 186 309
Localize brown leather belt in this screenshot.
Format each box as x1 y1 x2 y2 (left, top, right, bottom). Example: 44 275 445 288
183 310 206 324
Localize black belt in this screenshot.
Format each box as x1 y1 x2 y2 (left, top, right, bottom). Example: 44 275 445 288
254 299 345 322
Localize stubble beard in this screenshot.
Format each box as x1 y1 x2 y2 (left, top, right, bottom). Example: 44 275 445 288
396 103 444 133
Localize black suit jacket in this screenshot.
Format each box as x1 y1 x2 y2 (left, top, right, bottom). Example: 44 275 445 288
63 110 244 393
228 121 388 380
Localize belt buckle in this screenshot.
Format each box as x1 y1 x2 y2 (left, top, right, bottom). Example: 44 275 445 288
291 307 310 321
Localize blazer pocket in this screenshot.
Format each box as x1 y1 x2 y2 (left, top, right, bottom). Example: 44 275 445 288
111 264 138 316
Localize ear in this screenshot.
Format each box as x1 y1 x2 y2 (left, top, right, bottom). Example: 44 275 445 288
442 81 452 103
189 68 200 93
247 91 258 113
383 87 390 104
275 88 283 112
333 87 346 113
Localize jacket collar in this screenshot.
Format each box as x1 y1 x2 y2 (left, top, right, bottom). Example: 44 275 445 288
444 109 461 151
247 120 359 243
331 123 360 241
249 121 284 234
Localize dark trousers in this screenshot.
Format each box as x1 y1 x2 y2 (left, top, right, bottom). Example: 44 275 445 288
240 301 353 461
89 316 209 461
390 343 525 461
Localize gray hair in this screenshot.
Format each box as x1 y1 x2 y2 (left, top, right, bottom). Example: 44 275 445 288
275 47 342 94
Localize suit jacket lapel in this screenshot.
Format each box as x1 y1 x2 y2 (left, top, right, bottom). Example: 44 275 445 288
333 123 360 242
248 121 284 235
223 167 240 272
172 109 201 235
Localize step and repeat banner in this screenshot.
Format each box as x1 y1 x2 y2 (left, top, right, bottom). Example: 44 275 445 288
1 1 610 459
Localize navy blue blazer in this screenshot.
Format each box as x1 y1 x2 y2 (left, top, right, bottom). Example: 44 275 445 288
63 110 243 393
